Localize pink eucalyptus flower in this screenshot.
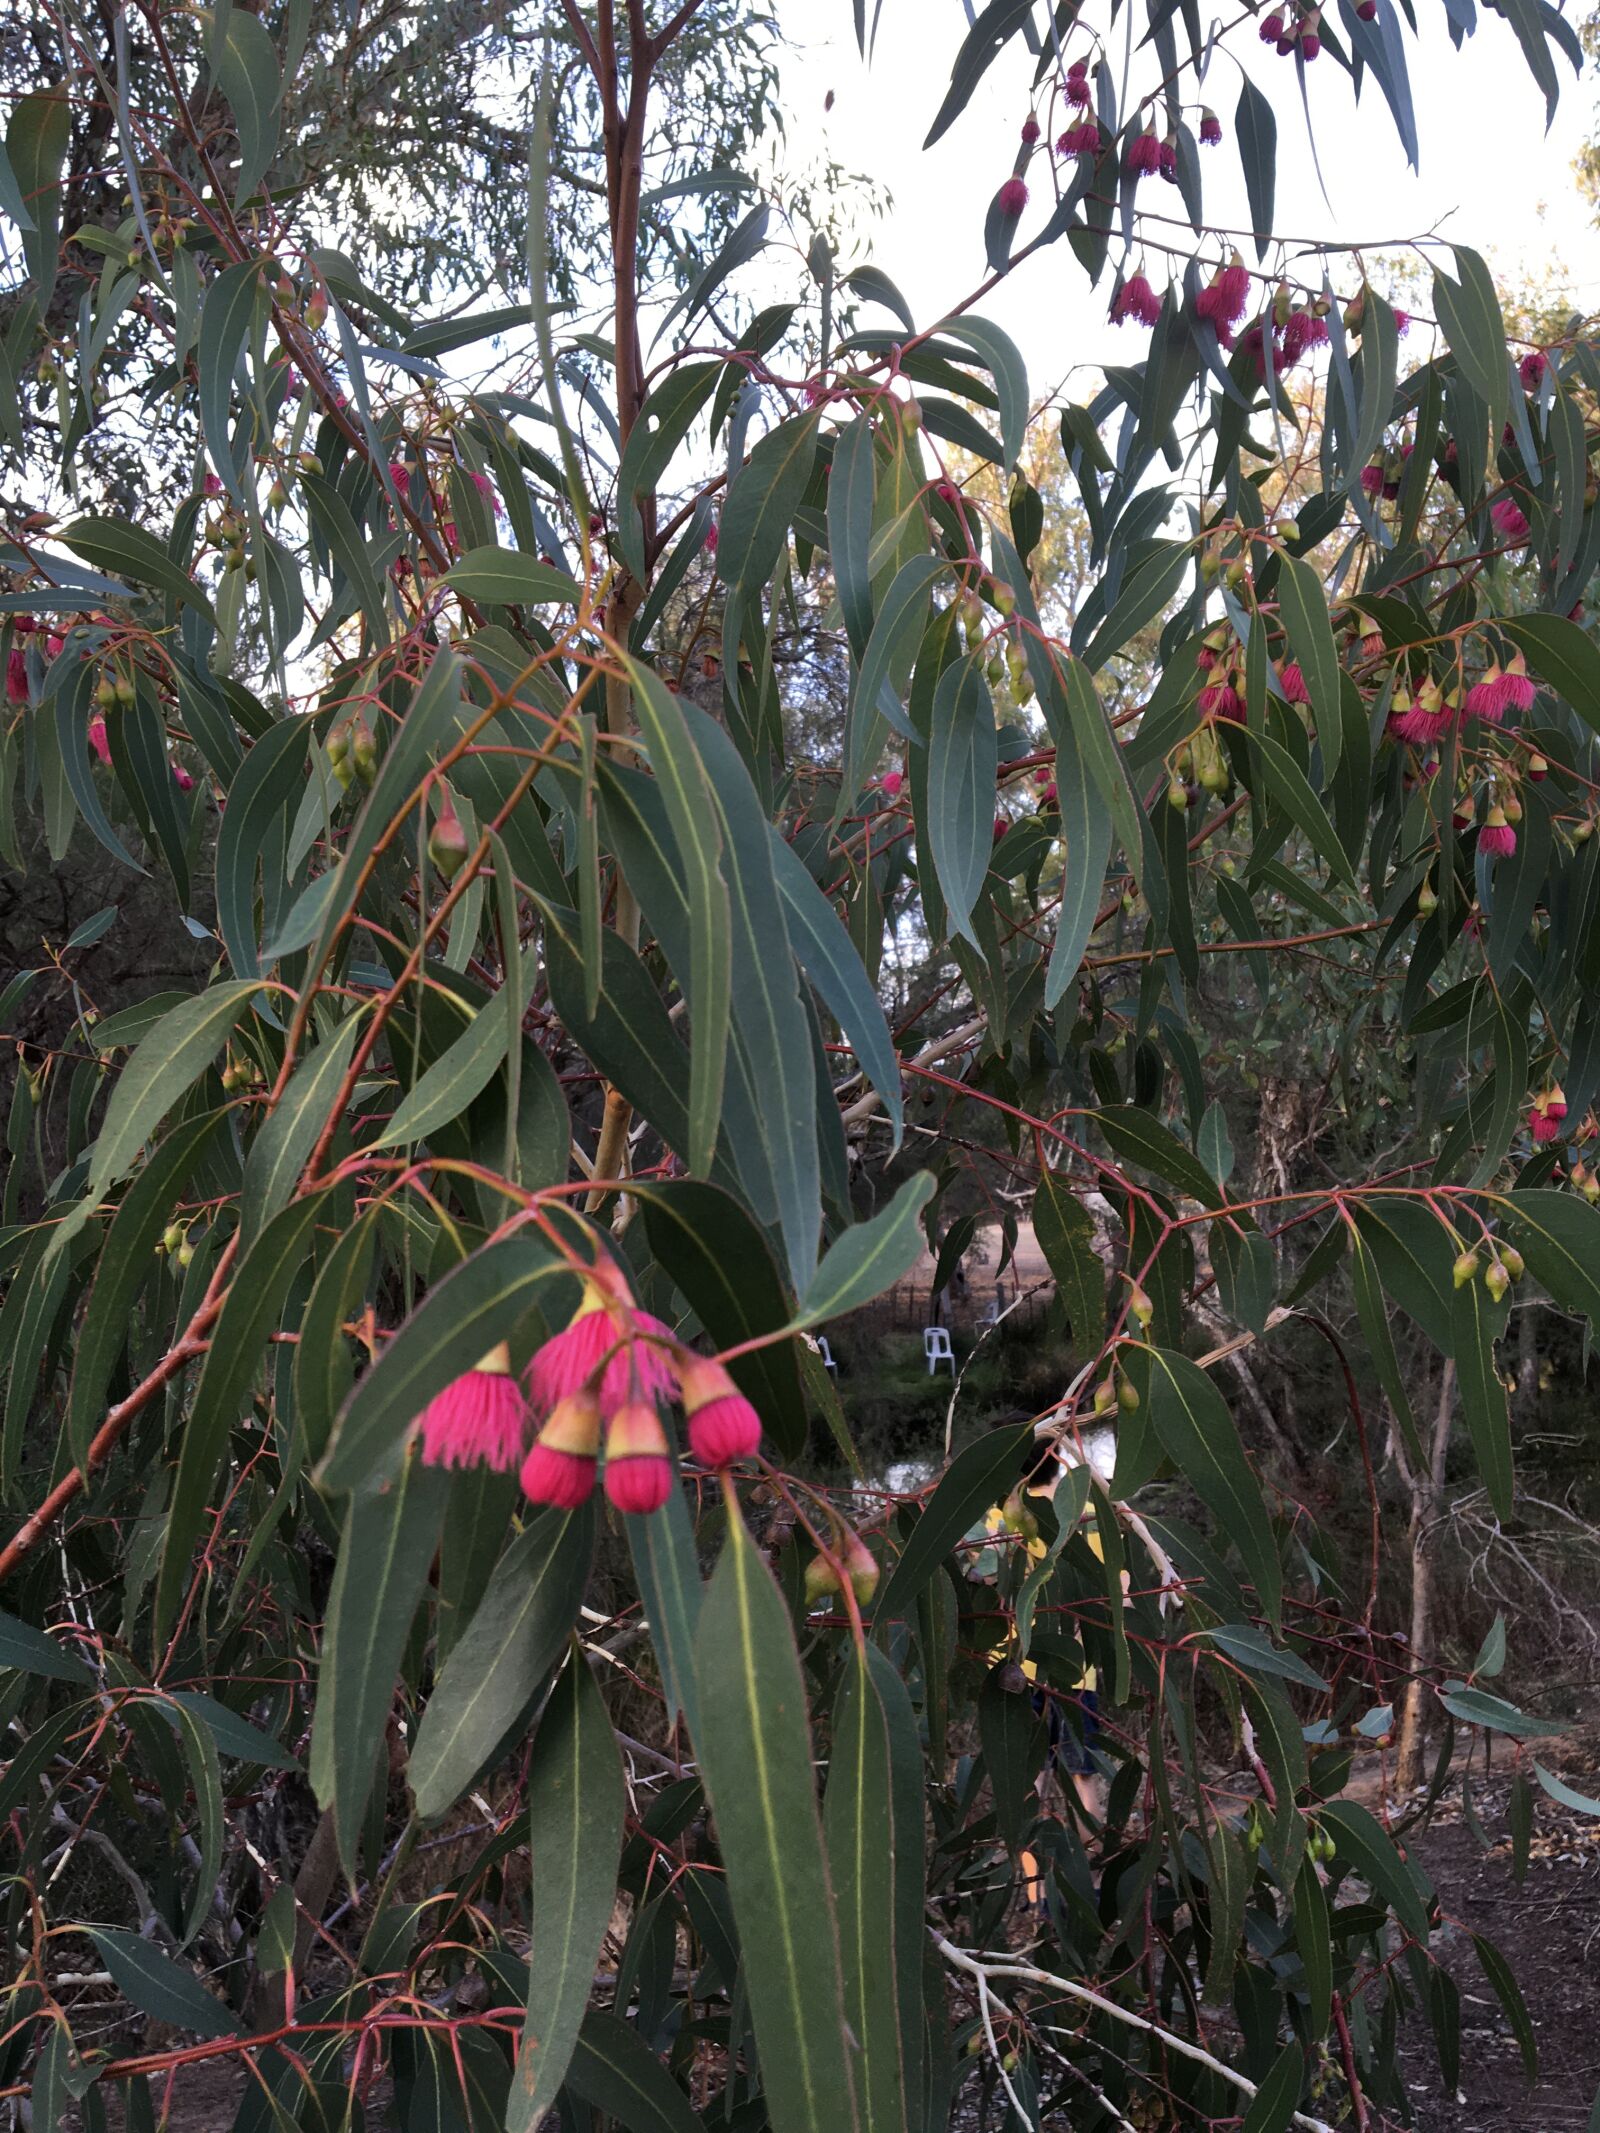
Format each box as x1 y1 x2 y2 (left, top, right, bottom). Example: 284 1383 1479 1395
997 176 1029 216
1110 273 1162 327
678 1353 763 1467
1491 496 1530 545
521 1392 601 1507
1501 650 1536 713
1278 660 1310 705
6 648 26 704
1056 120 1102 156
89 717 111 764
417 1344 529 1472
1479 806 1517 857
603 1400 676 1514
1199 109 1222 145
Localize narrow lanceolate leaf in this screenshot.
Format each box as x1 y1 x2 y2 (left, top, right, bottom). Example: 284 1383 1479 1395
768 827 904 1145
1471 1932 1537 2083
215 716 310 981
938 317 1028 470
627 1483 705 1738
87 1931 235 2039
795 1172 936 1327
197 260 262 497
66 1112 223 1474
872 1420 1033 1627
1275 554 1343 774
1450 1274 1513 1520
616 360 724 581
240 1014 366 1245
410 1504 595 1819
153 1192 326 1646
507 1648 625 2131
624 657 732 1179
693 1512 860 2133
564 2010 704 2133
927 651 997 945
440 545 582 607
1320 1799 1433 1945
62 517 216 621
825 1647 909 2133
309 1450 449 1871
716 410 821 598
320 1232 558 1493
370 962 533 1151
1234 75 1276 259
682 703 821 1292
306 648 469 979
829 413 879 658
1500 1189 1600 1329
213 8 281 201
1141 1347 1283 1628
0 1607 93 1684
1057 653 1144 864
79 981 259 1211
168 1696 223 1949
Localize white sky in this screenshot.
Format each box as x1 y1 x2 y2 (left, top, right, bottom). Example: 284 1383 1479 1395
770 0 1600 400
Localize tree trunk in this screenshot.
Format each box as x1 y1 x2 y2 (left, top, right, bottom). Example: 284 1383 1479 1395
1395 1362 1455 1792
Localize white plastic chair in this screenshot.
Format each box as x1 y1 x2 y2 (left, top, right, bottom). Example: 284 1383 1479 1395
924 1325 955 1376
815 1336 838 1375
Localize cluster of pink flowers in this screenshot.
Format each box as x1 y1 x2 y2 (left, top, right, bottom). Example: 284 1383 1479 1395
1530 1086 1568 1145
1260 5 1322 57
1464 651 1536 723
1125 127 1176 181
1056 120 1102 157
1386 677 1457 747
414 1259 762 1515
1064 57 1092 106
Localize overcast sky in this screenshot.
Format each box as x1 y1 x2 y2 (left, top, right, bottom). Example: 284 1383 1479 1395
769 0 1600 402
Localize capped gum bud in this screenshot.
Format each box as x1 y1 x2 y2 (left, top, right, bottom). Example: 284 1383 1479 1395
428 803 470 880
1452 1250 1480 1289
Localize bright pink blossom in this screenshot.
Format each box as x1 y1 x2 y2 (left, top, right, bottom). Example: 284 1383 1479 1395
1278 660 1310 705
1479 807 1517 858
1519 350 1549 392
6 648 26 704
1199 110 1222 146
1196 262 1250 330
1110 273 1162 327
1282 310 1329 365
1021 117 1041 143
526 1279 624 1414
1199 680 1244 721
1056 120 1101 156
89 717 110 764
599 1310 678 1413
417 1346 528 1472
1501 650 1536 713
1065 61 1092 105
1125 129 1163 178
880 770 904 798
997 177 1029 217
1491 496 1530 545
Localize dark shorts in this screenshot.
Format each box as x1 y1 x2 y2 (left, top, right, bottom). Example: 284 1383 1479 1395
1033 1686 1100 1774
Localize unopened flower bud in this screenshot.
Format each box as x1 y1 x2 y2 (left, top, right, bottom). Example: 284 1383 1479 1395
1452 1250 1480 1289
428 803 469 880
